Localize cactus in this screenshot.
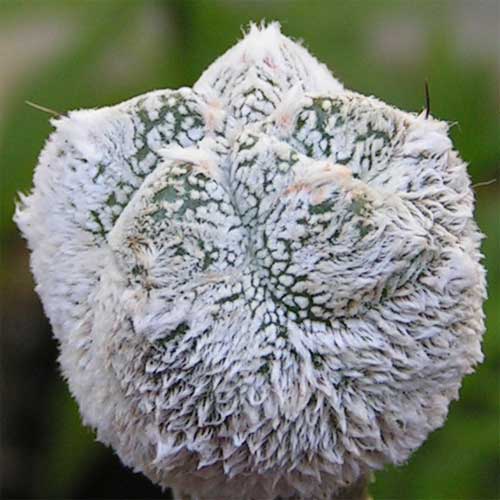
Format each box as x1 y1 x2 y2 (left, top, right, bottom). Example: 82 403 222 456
15 22 486 500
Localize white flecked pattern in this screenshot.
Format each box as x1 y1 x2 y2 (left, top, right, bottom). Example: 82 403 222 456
15 22 486 500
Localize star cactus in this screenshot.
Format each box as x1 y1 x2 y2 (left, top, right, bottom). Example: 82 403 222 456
15 22 486 500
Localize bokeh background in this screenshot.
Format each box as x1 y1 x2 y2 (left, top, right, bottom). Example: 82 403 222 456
0 1 498 498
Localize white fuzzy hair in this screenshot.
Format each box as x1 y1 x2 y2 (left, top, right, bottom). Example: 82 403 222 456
15 22 486 499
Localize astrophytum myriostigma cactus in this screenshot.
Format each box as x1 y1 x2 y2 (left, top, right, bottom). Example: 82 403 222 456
15 23 486 500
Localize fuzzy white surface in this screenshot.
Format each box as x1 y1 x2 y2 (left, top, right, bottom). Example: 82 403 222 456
15 22 486 500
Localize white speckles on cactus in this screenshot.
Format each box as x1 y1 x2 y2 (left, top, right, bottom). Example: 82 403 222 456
15 22 486 499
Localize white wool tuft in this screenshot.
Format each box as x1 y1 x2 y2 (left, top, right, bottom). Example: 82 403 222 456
15 21 486 500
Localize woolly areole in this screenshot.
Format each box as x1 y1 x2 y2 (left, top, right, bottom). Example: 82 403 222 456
16 23 486 499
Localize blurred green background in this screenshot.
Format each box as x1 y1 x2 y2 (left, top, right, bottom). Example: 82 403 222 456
0 1 498 498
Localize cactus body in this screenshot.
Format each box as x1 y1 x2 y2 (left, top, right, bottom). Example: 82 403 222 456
15 23 485 500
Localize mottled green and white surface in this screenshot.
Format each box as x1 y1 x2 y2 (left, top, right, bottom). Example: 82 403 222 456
15 23 486 500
